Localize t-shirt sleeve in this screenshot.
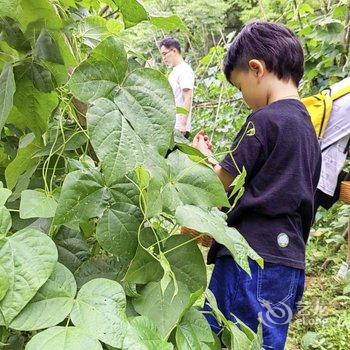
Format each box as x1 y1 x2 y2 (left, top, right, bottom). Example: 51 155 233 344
178 67 195 90
220 127 265 181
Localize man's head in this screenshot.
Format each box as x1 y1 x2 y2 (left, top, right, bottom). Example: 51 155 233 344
223 21 304 110
159 37 182 67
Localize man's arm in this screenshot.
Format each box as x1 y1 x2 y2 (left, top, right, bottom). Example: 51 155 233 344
178 88 193 133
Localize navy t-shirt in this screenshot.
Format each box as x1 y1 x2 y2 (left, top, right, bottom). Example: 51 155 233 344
208 99 322 270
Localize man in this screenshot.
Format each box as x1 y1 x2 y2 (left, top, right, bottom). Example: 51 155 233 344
159 37 195 137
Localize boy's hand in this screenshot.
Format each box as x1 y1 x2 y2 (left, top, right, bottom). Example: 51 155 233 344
193 130 218 165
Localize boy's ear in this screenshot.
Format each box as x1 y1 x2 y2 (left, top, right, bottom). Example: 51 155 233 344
248 59 265 78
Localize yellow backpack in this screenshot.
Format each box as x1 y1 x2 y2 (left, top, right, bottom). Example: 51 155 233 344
302 82 350 139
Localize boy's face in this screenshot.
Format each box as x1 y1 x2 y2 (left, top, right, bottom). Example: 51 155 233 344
229 60 268 111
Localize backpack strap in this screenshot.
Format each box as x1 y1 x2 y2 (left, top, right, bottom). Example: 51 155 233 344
331 84 350 101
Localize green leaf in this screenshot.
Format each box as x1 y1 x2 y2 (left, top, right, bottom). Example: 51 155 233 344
176 308 214 350
0 264 9 301
162 151 229 213
0 18 30 53
35 29 64 65
87 97 146 184
77 15 123 49
0 64 16 134
0 183 11 206
113 0 149 28
5 134 41 190
164 235 207 293
70 278 129 348
50 31 77 68
0 0 20 18
150 15 188 32
54 226 91 273
175 205 263 274
113 68 175 156
8 76 58 137
25 326 103 350
10 263 77 330
54 169 110 225
74 255 129 289
123 316 174 350
28 63 56 92
0 206 12 238
19 190 57 219
15 0 62 31
0 228 58 325
96 204 142 262
124 228 164 285
69 37 127 103
133 281 191 339
228 168 246 201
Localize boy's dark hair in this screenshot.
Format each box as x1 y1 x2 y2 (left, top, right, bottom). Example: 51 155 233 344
159 37 181 54
223 21 304 86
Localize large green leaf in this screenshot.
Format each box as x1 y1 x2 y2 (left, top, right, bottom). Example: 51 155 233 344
0 183 11 206
96 203 142 261
10 263 77 330
87 97 146 184
175 205 263 274
113 68 175 156
162 151 229 213
25 326 103 350
164 235 207 293
176 308 214 350
54 169 110 225
15 0 62 31
28 63 56 92
0 64 16 133
0 264 9 301
74 255 128 289
0 228 58 325
113 0 149 28
0 0 20 18
34 29 64 65
19 189 57 219
77 15 123 49
69 37 127 103
123 316 174 350
126 234 206 293
8 76 58 137
0 18 30 53
54 226 91 273
150 15 188 32
0 206 11 239
50 31 77 68
133 281 191 339
124 229 163 285
70 278 129 348
5 134 41 190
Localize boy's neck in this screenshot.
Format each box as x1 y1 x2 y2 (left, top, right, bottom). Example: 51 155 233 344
267 79 300 105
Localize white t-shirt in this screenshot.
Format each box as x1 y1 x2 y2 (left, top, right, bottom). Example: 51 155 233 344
317 77 350 195
168 61 195 132
319 77 350 151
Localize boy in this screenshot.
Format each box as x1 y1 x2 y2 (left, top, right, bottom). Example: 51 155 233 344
193 22 321 349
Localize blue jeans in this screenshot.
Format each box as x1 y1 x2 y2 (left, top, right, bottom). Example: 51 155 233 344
204 256 305 350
